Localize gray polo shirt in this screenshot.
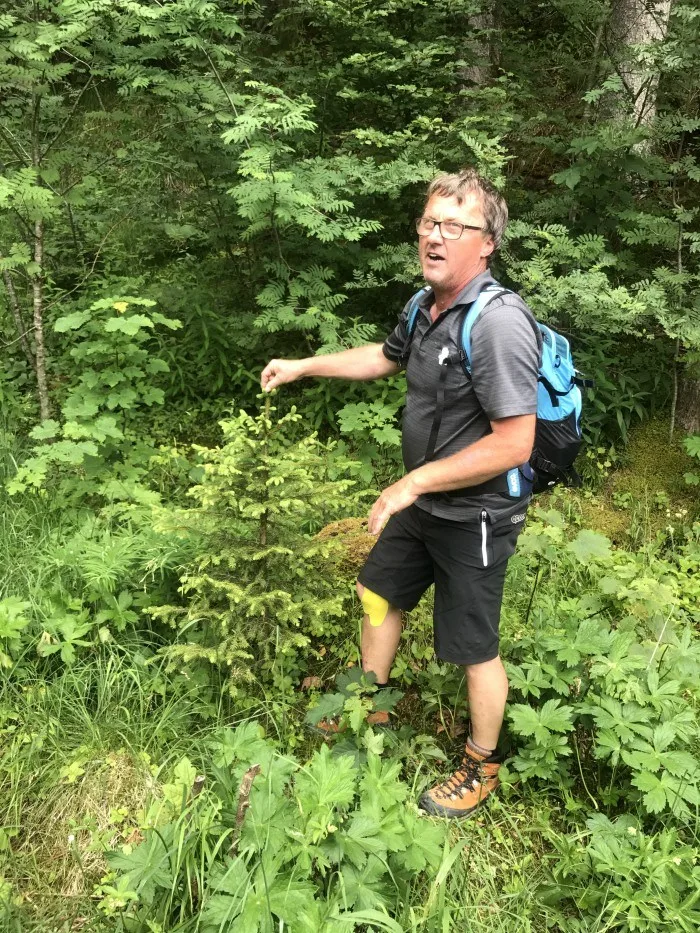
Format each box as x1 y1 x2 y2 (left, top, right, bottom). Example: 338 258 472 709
382 270 541 520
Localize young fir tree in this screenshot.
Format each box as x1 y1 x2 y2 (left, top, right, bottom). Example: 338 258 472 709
153 400 365 696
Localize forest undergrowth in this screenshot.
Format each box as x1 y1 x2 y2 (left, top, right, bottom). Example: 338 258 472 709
2 2 700 930
0 408 699 933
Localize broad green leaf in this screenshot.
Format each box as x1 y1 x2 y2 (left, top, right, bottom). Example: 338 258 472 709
0 597 31 642
337 813 389 867
210 721 271 768
359 753 408 813
345 695 372 732
567 529 612 563
632 770 668 813
362 728 385 756
62 395 101 420
104 314 153 335
54 310 91 332
509 700 574 745
304 691 345 726
551 165 582 189
106 387 138 410
508 704 541 737
107 825 175 902
295 744 357 813
29 419 59 440
339 855 390 911
161 757 198 811
395 815 444 871
533 507 566 528
371 687 403 713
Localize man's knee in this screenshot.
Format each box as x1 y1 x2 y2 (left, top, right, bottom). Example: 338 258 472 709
465 655 504 677
356 582 391 627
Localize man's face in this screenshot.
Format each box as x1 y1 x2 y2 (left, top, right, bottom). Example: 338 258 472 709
418 193 495 294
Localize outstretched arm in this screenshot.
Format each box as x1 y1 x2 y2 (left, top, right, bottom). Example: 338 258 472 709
261 343 400 392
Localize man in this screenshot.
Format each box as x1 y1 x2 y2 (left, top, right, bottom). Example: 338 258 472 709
261 168 540 819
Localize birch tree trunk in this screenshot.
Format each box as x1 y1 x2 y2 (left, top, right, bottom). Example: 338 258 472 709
459 3 496 88
608 0 672 130
607 3 700 433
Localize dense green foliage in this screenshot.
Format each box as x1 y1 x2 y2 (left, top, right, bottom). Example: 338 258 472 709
1 1 700 931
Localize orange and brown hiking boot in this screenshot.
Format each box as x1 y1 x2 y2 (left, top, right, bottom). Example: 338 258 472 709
311 709 391 737
418 742 502 819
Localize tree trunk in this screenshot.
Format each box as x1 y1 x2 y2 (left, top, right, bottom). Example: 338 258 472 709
676 371 700 435
608 0 673 130
31 92 51 421
459 3 496 88
1 268 35 370
32 218 50 421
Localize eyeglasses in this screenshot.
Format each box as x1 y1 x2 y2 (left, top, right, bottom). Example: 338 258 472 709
415 217 484 239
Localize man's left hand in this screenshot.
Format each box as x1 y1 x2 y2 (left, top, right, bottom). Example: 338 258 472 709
368 475 419 536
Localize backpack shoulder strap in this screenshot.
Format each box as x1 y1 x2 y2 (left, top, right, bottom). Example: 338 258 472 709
459 285 512 375
406 286 429 338
399 286 430 365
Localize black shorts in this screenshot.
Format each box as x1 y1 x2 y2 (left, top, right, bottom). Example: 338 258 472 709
357 499 527 666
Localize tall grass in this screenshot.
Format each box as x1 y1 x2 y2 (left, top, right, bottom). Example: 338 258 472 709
0 641 212 931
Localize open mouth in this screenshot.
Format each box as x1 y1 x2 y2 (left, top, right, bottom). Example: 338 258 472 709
426 252 445 262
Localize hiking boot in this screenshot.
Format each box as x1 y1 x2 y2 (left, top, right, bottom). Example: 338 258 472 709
310 709 392 737
418 742 502 819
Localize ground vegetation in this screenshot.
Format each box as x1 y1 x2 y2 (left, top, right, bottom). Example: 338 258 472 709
1 2 699 930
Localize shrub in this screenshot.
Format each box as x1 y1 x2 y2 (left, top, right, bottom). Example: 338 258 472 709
152 401 366 697
98 721 446 930
502 509 700 821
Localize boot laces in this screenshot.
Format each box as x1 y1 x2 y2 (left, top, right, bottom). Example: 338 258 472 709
436 753 483 800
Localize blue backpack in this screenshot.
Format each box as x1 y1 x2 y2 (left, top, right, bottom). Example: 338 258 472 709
404 283 591 494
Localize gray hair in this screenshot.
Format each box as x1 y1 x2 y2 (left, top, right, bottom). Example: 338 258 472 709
424 168 508 250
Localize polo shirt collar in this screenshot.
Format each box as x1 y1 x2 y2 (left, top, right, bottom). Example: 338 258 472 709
418 269 496 314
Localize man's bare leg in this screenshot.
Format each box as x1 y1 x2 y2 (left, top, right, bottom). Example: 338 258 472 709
356 582 402 683
465 656 509 752
418 655 507 817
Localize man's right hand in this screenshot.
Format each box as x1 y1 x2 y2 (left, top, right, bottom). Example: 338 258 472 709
260 358 305 392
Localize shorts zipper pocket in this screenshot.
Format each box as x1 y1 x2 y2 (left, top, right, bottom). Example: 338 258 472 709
480 509 489 567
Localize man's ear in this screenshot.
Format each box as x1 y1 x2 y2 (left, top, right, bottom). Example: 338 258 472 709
480 235 495 259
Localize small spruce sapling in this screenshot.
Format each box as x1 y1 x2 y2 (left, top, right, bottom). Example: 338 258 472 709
153 399 366 696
